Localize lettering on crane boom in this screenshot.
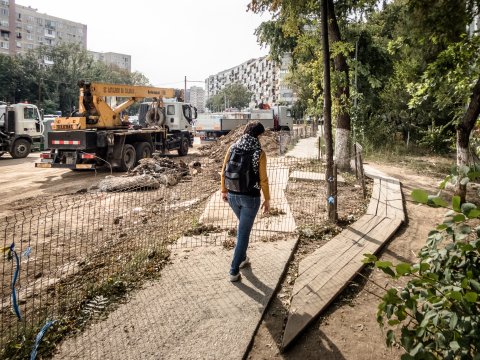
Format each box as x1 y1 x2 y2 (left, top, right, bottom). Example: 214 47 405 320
102 86 166 96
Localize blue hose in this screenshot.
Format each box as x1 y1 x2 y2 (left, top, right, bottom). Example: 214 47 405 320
9 243 21 320
30 320 55 360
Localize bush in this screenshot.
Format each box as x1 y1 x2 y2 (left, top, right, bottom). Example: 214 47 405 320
365 191 480 359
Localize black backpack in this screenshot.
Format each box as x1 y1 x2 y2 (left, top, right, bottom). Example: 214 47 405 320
224 147 259 193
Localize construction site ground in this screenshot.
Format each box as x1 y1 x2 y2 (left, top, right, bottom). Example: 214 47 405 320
2 134 474 359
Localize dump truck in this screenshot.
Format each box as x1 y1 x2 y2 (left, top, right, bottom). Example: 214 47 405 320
194 105 293 140
36 81 197 171
0 102 44 158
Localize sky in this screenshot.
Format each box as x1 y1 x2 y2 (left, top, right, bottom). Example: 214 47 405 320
19 0 272 89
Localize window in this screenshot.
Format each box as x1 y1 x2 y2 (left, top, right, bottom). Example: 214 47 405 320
1 8 7 15
1 0 9 6
36 18 43 26
16 41 21 48
167 105 175 115
24 107 39 121
16 13 21 20
27 16 34 22
0 41 8 49
26 43 33 49
0 20 8 27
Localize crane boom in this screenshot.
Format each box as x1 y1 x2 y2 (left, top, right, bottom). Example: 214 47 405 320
52 81 183 130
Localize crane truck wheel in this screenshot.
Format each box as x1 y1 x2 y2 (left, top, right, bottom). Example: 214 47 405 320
134 142 153 163
177 137 189 156
10 139 31 159
118 144 136 172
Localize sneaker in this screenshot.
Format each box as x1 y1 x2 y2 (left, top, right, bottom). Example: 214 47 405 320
240 256 250 269
230 273 241 282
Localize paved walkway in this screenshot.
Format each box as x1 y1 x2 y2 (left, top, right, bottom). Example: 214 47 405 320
54 136 322 359
284 133 320 159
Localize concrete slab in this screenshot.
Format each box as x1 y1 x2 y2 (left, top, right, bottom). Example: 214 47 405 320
200 167 295 234
290 170 345 183
54 238 298 360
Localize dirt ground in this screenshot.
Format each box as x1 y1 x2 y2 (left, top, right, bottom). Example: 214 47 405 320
3 135 477 359
0 149 206 218
247 159 476 360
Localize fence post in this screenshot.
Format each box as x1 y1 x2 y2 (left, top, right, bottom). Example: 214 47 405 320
355 144 367 199
333 163 338 220
354 143 358 179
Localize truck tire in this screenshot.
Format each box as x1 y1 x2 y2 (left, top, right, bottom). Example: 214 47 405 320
118 144 136 172
134 142 153 163
177 137 189 156
10 139 31 159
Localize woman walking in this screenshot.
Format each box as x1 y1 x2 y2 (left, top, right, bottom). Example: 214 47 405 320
221 121 270 282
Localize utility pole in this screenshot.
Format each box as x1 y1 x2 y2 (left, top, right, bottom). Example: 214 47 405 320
322 0 336 223
38 77 42 111
184 76 187 102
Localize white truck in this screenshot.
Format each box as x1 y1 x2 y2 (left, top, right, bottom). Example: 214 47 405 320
0 103 43 158
36 82 197 171
194 105 293 139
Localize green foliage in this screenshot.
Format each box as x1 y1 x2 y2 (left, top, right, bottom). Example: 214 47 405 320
0 43 150 115
364 190 480 358
205 83 253 111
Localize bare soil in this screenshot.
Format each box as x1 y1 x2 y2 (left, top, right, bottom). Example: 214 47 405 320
247 159 479 360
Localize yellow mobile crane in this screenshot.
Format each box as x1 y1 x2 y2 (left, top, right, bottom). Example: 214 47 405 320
36 81 197 171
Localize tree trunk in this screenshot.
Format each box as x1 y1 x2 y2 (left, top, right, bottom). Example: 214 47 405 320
327 0 351 172
322 0 335 222
456 76 480 203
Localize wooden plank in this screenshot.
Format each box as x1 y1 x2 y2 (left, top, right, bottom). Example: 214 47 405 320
375 179 389 218
297 215 378 278
365 179 381 216
292 216 389 300
282 217 402 348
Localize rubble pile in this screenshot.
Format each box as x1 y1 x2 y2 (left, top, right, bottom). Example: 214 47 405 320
98 175 161 192
198 125 281 162
131 157 190 179
98 156 192 192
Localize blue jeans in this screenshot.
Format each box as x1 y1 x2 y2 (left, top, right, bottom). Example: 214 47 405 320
227 193 261 275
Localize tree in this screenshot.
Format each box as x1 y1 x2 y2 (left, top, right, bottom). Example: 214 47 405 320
248 0 372 171
0 43 151 115
206 83 252 111
406 1 480 201
223 83 253 109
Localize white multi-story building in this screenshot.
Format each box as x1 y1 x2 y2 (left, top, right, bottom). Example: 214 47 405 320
188 86 205 113
88 50 131 72
205 54 295 109
0 0 87 56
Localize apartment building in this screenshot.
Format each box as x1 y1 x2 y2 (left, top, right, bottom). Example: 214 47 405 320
88 50 131 72
205 54 295 109
0 0 86 56
188 86 205 113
